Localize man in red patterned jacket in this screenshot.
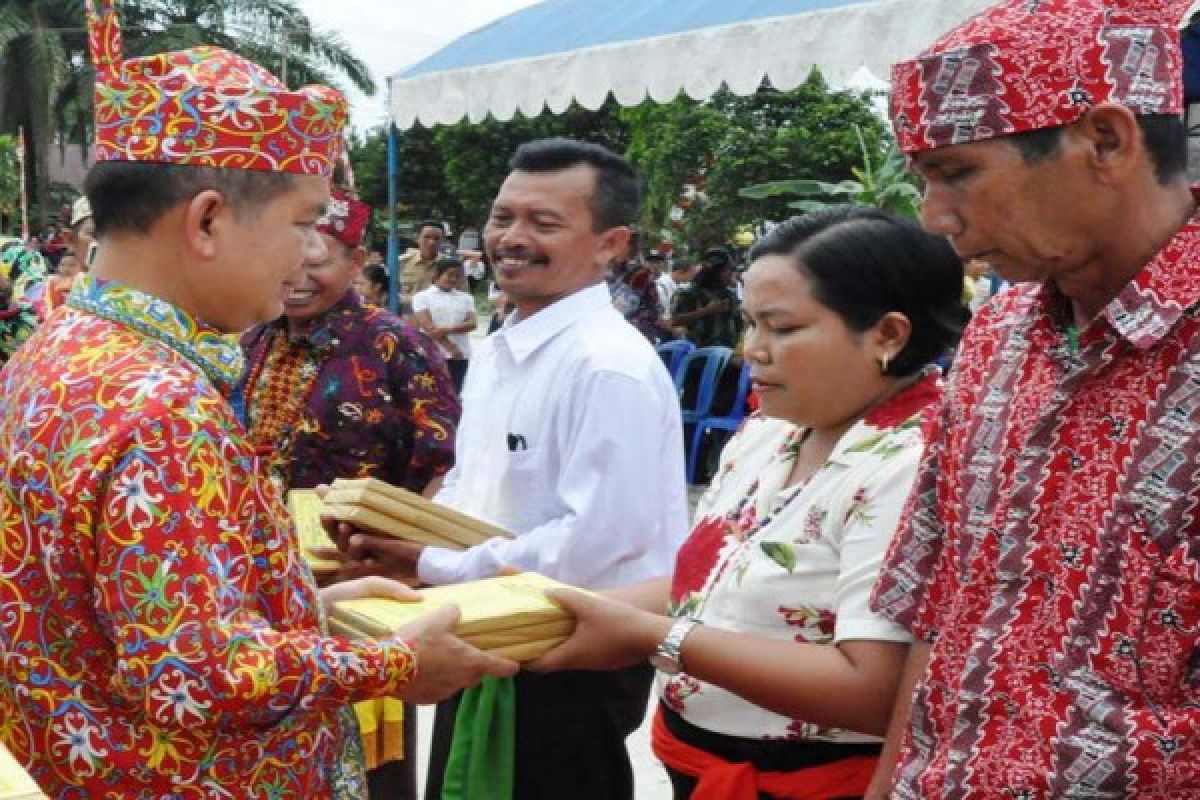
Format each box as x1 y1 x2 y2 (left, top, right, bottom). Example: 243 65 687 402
0 2 513 798
867 0 1200 797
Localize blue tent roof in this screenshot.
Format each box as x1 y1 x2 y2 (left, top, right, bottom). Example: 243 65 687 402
401 0 873 79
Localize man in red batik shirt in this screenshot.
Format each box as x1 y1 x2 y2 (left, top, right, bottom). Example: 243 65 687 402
867 1 1200 797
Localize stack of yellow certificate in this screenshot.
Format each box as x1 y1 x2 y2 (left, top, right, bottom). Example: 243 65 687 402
331 573 579 662
321 478 514 551
0 744 44 800
287 489 340 576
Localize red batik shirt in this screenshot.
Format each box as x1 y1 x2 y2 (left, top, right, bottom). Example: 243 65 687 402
873 209 1200 798
0 276 416 799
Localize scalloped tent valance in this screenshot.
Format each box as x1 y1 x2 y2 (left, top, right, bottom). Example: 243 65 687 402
388 0 997 131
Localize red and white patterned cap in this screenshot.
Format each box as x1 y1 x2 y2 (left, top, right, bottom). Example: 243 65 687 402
316 188 371 249
891 0 1193 155
86 0 348 175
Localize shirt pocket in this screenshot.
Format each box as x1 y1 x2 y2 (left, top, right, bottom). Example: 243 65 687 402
493 448 556 531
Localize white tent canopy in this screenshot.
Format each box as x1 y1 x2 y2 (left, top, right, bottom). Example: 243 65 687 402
388 0 995 131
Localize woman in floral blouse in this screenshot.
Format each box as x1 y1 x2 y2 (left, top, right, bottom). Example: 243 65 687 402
533 207 966 800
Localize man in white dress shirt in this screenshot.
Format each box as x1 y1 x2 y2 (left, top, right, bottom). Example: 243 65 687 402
343 137 690 799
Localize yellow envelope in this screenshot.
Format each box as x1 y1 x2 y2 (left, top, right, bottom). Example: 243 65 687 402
333 573 580 639
287 489 339 574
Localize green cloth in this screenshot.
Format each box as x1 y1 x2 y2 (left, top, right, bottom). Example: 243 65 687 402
441 676 515 800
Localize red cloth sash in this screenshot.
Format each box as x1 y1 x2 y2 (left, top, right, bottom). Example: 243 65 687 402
651 707 877 800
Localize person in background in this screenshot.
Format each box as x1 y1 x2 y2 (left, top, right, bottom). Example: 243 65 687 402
42 249 84 314
487 283 513 334
399 219 445 312
240 187 458 499
67 195 96 268
671 250 743 348
963 258 1005 314
0 266 37 367
461 249 488 293
657 256 695 334
609 251 668 342
357 262 390 307
413 258 477 392
531 207 966 800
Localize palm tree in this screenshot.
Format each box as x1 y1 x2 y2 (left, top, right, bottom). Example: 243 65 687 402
0 0 80 227
119 0 374 94
2 0 375 225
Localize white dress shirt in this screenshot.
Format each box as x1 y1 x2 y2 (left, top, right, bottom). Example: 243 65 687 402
419 283 690 589
412 286 475 359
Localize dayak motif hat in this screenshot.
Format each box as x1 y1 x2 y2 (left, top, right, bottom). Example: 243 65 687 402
86 0 347 175
890 0 1194 155
317 188 371 249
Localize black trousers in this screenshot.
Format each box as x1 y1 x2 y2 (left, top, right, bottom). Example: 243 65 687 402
447 359 468 393
425 666 655 800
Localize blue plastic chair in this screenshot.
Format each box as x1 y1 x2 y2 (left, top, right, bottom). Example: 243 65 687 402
675 346 732 426
688 360 751 484
656 340 695 381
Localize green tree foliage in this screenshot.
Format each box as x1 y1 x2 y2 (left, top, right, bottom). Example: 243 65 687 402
741 124 921 219
347 100 629 238
627 72 888 249
2 0 372 225
119 0 374 94
350 74 885 251
0 0 79 224
432 99 630 229
0 134 21 231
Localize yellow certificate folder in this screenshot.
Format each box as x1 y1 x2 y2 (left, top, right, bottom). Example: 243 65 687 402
331 573 581 661
287 489 339 574
0 744 44 800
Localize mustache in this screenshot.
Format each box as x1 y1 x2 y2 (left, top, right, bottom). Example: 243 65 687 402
492 246 549 265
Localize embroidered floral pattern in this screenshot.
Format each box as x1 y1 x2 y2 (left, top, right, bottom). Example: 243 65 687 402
1 279 417 798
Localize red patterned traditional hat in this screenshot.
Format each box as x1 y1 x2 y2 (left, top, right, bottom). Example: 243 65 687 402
86 0 347 175
317 188 371 249
891 0 1193 155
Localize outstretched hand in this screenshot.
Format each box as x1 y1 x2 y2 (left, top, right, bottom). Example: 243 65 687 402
526 588 671 673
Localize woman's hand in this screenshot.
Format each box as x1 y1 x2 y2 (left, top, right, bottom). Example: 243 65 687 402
525 588 671 673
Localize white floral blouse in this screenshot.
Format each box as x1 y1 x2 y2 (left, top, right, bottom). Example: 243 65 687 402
658 371 941 742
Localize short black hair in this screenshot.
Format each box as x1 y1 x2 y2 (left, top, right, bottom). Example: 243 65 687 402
418 220 445 236
750 206 966 377
1010 113 1187 184
364 263 389 293
509 138 640 232
433 257 462 278
84 161 296 237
